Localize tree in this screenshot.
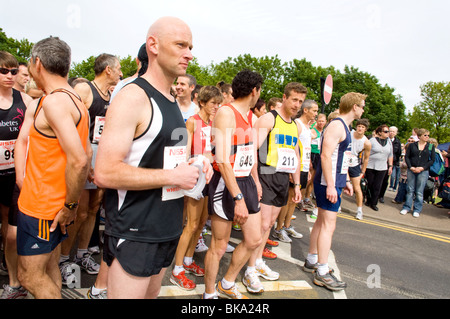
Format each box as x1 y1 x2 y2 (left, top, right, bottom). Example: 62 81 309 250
0 28 33 63
409 81 450 143
69 55 137 80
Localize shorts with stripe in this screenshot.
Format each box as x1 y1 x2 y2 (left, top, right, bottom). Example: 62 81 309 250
207 169 260 221
17 211 68 256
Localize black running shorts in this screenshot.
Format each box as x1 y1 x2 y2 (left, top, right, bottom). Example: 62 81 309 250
208 170 260 221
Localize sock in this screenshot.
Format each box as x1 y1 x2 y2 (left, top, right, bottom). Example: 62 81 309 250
246 266 256 275
59 255 69 264
255 258 264 267
183 257 193 266
357 207 363 213
91 285 106 295
317 263 329 276
77 249 88 259
307 253 318 264
203 292 217 299
221 278 234 290
173 265 184 276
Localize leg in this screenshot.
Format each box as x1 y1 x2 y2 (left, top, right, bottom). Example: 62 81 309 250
107 258 151 299
18 246 62 299
204 214 232 294
223 212 262 283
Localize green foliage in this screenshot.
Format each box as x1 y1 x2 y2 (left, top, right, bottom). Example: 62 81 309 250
409 81 450 144
1 28 413 136
0 28 33 63
188 55 407 133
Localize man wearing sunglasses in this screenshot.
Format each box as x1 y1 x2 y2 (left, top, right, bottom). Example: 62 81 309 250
0 51 32 298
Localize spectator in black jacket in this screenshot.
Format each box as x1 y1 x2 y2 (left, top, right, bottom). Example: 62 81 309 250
388 126 403 191
400 129 435 217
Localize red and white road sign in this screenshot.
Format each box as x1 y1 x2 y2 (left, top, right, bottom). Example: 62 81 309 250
323 74 333 105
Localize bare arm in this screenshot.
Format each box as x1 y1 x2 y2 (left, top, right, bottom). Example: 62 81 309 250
213 106 249 225
94 84 198 191
14 99 38 189
42 94 89 233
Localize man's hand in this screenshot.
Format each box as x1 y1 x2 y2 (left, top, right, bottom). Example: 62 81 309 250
50 206 77 234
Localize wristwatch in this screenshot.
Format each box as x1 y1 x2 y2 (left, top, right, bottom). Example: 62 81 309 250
64 202 79 210
233 193 244 201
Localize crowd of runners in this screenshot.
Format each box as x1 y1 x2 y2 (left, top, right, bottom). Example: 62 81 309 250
1 16 443 299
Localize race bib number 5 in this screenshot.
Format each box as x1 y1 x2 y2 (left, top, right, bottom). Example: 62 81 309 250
92 116 105 143
162 146 187 201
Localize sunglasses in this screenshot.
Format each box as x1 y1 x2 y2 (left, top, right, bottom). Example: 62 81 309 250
0 67 19 75
383 131 389 133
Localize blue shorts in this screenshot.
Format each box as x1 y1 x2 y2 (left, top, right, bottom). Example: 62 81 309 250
17 211 68 256
314 183 343 212
348 165 361 178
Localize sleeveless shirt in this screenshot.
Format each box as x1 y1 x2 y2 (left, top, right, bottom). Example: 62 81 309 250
212 104 254 177
104 78 187 243
314 118 351 188
349 130 368 167
0 89 27 176
298 119 312 172
87 81 109 144
18 89 89 220
258 110 298 174
190 113 211 157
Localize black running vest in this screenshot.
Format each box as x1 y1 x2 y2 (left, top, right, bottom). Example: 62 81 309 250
104 78 187 243
0 89 26 176
87 81 109 143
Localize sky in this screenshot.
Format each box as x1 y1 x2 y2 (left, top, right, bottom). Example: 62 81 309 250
2 0 449 112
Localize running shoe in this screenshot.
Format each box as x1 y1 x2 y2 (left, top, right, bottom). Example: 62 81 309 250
303 199 316 210
202 292 218 299
74 252 100 275
184 261 205 277
272 228 292 243
256 261 279 280
195 236 209 253
86 286 107 299
262 247 277 259
0 284 28 299
217 280 248 299
266 238 279 247
226 243 235 253
313 271 347 291
60 261 76 286
232 222 241 231
356 211 363 220
242 270 264 294
302 259 334 274
170 271 196 290
284 226 303 238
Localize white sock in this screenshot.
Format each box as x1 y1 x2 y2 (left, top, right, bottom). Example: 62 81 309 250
307 253 318 264
255 258 264 267
173 265 184 276
221 278 234 290
77 249 88 259
91 285 106 295
183 257 193 266
246 266 256 274
203 291 217 299
317 263 329 276
59 255 69 264
357 207 363 213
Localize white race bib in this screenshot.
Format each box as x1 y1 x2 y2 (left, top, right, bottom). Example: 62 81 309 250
201 126 212 153
0 140 15 171
341 150 352 174
233 144 254 177
276 148 298 173
162 146 187 201
92 116 105 143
